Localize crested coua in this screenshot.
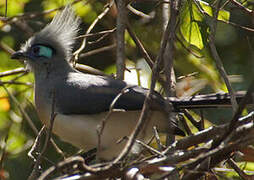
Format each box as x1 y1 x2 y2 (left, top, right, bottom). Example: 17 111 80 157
11 6 184 160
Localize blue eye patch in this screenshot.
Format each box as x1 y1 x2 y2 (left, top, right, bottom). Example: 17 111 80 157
38 45 53 58
31 44 54 58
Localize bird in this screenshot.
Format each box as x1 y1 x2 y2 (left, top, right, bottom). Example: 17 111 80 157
11 6 251 161
11 6 185 161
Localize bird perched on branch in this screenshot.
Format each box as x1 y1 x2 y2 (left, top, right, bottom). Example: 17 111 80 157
11 6 185 160
11 6 249 161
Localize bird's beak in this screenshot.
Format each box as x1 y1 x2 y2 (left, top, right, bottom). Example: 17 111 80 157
11 50 27 60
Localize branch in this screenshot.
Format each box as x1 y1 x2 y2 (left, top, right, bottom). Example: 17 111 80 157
116 0 126 80
28 90 57 180
208 0 238 112
79 43 116 59
73 1 114 61
0 68 28 78
229 0 253 15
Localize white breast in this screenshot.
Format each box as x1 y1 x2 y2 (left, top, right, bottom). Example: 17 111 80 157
49 110 168 160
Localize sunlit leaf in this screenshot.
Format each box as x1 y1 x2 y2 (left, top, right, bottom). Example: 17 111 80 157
180 1 205 49
180 1 230 50
74 3 97 24
198 0 230 21
104 64 116 75
181 21 204 49
0 111 9 130
0 0 28 16
217 9 230 21
125 31 136 48
6 124 26 154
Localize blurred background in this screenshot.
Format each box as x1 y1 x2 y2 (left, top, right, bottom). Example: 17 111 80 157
0 0 253 179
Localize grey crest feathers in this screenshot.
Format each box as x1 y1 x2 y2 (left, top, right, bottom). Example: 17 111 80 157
33 6 80 60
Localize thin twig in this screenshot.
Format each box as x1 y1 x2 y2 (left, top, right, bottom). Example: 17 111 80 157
116 0 126 80
74 63 110 77
0 41 15 54
153 126 164 151
0 82 38 135
28 126 46 165
73 0 114 61
0 81 33 86
79 43 116 59
38 156 86 180
227 158 250 179
176 35 203 58
28 90 57 180
96 86 133 159
135 139 165 156
75 28 116 39
88 32 112 45
208 0 238 112
162 0 179 97
0 68 28 78
220 0 230 10
182 109 201 130
162 0 182 146
179 113 193 136
126 22 170 90
0 133 9 172
126 23 154 68
229 0 253 15
219 18 254 32
127 4 153 19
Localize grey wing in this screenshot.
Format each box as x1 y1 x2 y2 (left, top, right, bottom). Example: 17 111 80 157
54 72 185 136
54 73 163 115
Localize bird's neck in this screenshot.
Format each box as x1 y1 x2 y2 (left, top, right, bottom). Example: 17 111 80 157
33 61 76 126
33 61 76 80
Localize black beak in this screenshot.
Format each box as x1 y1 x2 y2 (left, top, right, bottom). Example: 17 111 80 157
11 51 26 60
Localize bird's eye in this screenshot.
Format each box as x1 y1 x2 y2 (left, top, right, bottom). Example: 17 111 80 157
32 46 40 55
31 45 53 58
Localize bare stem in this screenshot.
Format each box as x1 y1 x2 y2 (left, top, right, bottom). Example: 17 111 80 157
116 0 126 80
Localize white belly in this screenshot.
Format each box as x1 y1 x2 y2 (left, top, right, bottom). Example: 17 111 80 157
40 110 168 160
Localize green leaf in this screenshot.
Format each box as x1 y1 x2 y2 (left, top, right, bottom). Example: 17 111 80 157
180 1 204 49
180 0 230 50
181 21 204 49
125 31 136 48
198 0 230 21
73 3 97 24
0 0 28 16
217 9 230 21
6 123 26 154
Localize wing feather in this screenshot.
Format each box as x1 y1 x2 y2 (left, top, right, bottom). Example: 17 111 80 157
54 72 163 114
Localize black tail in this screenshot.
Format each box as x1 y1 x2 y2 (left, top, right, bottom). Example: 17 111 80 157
168 91 251 110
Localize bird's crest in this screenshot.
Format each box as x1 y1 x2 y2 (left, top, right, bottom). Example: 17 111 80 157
33 5 80 60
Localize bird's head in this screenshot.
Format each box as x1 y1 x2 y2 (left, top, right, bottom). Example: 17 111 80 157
11 6 80 72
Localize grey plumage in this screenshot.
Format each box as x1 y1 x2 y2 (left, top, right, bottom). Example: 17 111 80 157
11 6 183 160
